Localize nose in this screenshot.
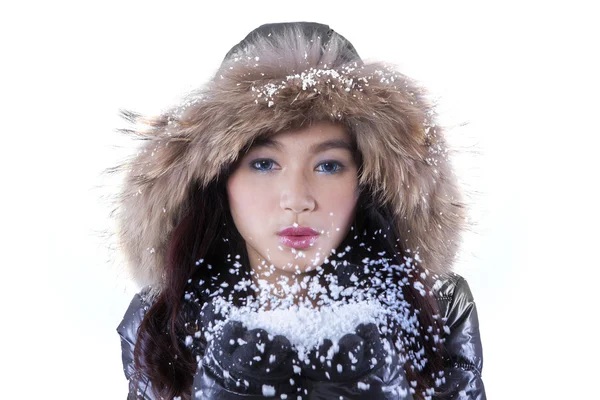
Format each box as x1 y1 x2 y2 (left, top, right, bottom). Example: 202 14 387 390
280 171 316 214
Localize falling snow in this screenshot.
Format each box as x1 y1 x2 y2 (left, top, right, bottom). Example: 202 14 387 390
178 236 447 398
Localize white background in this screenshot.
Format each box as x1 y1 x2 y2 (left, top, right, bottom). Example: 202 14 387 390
1 1 598 398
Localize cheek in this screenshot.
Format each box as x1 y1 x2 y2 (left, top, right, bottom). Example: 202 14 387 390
227 173 273 238
319 178 359 234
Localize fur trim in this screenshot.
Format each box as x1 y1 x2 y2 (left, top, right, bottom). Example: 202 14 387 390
113 25 467 289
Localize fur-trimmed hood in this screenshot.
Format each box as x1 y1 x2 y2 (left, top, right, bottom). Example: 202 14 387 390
113 22 467 290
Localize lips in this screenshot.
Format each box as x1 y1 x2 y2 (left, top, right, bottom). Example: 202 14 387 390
278 227 320 249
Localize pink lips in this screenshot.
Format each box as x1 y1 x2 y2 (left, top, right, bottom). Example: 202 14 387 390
278 227 320 249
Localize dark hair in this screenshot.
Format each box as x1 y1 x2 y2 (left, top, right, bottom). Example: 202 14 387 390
352 197 448 398
130 177 243 399
130 162 447 399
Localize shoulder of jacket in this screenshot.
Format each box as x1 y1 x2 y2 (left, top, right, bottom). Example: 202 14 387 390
431 272 468 300
117 286 155 342
431 272 478 324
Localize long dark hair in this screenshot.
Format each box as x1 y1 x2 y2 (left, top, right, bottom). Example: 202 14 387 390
350 195 448 398
130 168 447 399
130 177 244 399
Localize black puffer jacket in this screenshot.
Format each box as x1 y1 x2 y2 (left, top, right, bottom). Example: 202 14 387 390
117 272 485 399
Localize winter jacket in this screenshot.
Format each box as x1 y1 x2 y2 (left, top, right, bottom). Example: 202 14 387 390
117 272 485 399
113 22 486 399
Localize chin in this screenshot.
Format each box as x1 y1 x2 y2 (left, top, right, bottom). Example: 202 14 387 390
277 254 330 273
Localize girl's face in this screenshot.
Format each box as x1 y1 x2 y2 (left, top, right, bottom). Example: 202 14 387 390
226 122 360 279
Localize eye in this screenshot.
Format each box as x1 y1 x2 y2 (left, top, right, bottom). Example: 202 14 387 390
315 161 343 174
250 158 276 171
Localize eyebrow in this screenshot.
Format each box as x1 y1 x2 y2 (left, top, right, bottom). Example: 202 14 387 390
251 138 355 154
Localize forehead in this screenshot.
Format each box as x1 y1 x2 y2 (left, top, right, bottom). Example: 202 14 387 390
251 122 354 153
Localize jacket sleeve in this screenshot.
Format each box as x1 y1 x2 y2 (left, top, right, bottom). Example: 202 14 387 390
116 287 156 400
436 276 487 400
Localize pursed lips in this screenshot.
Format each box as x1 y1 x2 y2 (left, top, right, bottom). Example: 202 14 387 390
277 227 320 249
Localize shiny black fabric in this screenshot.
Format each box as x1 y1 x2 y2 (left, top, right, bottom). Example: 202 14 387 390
117 273 486 399
223 22 361 64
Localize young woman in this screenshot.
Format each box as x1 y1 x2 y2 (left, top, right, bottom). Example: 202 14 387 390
115 22 486 400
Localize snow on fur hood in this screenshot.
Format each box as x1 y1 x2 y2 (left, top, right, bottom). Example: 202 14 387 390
112 22 467 291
